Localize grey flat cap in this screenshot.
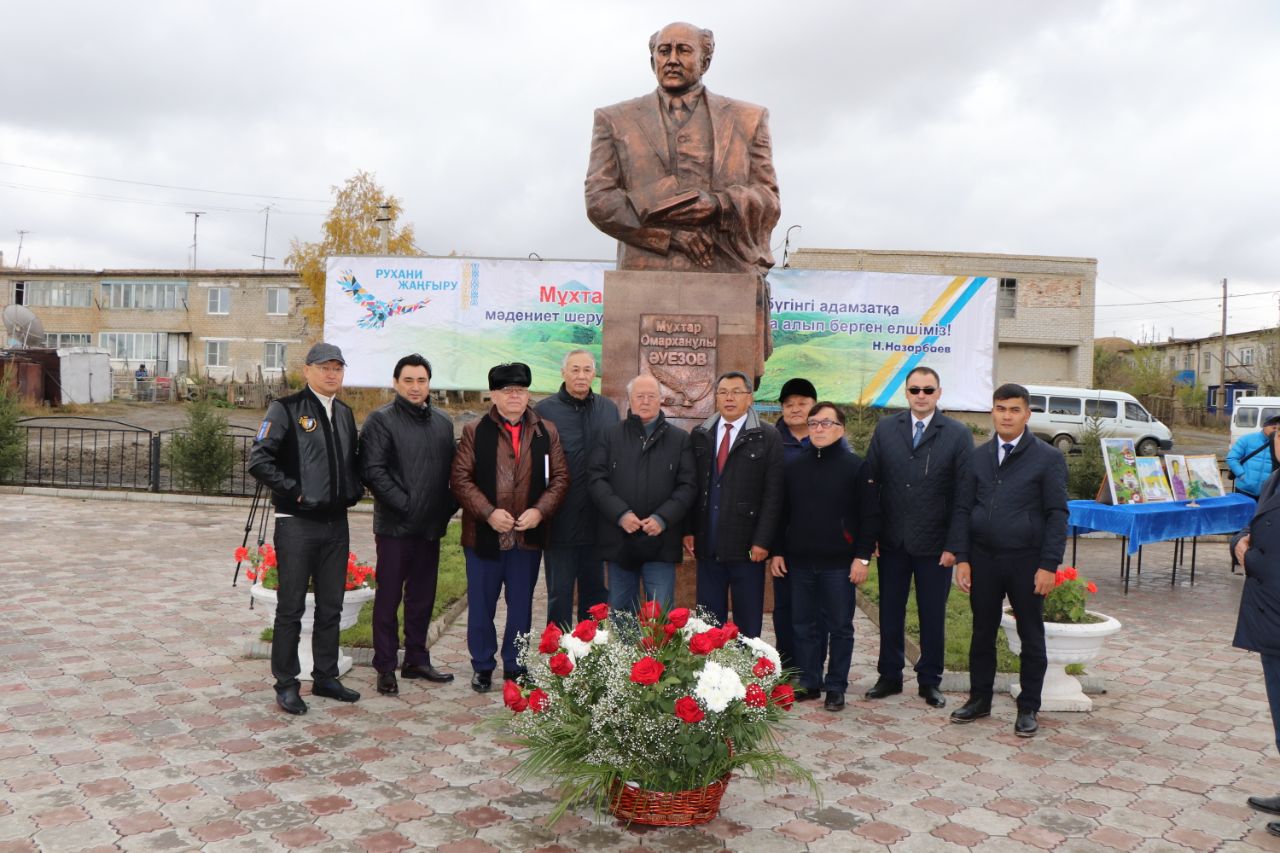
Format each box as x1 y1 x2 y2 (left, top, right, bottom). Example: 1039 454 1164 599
305 342 346 365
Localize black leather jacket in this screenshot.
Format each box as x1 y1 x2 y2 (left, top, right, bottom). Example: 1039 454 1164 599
249 386 363 520
359 394 457 539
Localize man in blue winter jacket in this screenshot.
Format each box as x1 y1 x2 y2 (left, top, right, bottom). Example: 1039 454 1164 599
1228 416 1280 499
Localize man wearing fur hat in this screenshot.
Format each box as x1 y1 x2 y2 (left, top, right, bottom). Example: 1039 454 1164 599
450 363 570 692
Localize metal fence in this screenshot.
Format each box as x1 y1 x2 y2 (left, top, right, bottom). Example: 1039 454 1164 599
7 416 259 496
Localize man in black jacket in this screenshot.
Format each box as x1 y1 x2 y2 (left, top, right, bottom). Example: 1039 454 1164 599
588 374 697 613
684 371 784 637
534 350 619 627
249 343 365 715
864 367 972 709
951 383 1068 738
359 354 457 697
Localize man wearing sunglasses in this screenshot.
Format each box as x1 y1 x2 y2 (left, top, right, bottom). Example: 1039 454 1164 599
863 367 973 709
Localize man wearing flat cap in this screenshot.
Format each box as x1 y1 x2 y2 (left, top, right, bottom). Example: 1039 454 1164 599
249 342 364 715
451 363 570 692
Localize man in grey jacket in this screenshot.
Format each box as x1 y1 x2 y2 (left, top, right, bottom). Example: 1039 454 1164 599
864 367 972 709
359 354 457 697
535 350 619 627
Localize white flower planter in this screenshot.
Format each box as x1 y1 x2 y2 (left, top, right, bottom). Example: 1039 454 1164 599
1001 610 1122 712
250 583 375 681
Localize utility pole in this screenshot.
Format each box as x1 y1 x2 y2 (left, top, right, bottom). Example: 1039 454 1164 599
186 212 206 269
14 230 29 267
1219 278 1228 406
375 203 392 254
251 205 274 270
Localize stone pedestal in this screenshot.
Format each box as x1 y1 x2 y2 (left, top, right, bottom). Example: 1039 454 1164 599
602 270 761 433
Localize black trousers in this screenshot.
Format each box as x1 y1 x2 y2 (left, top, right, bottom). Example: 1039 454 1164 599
968 546 1046 712
271 515 349 690
876 549 952 687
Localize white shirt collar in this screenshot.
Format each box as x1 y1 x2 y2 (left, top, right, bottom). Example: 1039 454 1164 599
310 387 335 419
912 412 935 432
717 412 747 446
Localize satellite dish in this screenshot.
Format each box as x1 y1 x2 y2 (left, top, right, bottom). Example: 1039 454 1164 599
2 304 46 348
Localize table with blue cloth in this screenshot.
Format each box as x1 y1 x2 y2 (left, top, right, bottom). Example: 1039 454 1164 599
1068 494 1257 593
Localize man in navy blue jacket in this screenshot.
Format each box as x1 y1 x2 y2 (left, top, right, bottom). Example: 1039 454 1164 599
951 383 1068 738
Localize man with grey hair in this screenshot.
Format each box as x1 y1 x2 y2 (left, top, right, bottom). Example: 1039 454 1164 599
535 349 619 627
588 374 697 612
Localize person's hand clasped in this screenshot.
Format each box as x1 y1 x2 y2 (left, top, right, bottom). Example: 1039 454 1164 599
670 230 715 268
939 550 957 568
619 511 643 534
639 516 664 537
748 545 769 563
488 508 516 533
514 508 543 532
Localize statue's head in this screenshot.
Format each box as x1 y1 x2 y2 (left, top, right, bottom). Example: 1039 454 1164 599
649 22 714 94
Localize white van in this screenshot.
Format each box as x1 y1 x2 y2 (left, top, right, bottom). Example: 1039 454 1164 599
1024 385 1174 456
1230 396 1280 443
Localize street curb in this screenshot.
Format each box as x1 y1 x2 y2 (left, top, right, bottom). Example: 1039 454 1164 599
241 594 469 667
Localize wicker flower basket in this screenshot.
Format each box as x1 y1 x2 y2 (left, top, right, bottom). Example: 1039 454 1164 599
607 773 732 826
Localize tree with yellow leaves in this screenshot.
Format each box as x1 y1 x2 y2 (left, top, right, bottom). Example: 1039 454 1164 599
286 171 423 328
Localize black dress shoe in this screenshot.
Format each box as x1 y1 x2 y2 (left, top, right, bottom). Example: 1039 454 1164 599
864 678 903 700
949 696 992 724
312 679 360 703
471 671 493 693
275 685 308 716
918 684 946 708
502 668 527 683
823 691 846 712
1014 710 1039 738
1249 795 1280 816
376 672 399 696
794 685 821 702
402 663 455 683
1268 822 1280 838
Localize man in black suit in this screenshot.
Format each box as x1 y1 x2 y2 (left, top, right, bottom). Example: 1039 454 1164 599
864 367 972 708
951 383 1068 737
1232 428 1280 838
684 371 784 637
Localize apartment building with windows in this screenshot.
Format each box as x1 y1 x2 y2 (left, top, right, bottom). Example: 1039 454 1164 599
1 269 313 380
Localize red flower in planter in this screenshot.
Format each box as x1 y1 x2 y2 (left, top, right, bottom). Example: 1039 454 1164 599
1086 581 1098 594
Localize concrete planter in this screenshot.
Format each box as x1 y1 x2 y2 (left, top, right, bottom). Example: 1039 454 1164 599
250 583 375 680
1002 610 1122 712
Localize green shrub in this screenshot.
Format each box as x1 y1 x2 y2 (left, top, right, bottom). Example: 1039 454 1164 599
167 397 236 493
0 374 23 481
1066 417 1107 500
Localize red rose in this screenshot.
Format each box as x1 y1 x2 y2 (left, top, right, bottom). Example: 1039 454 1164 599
705 627 727 649
234 546 249 562
588 603 610 622
538 624 563 654
528 688 550 713
745 683 767 708
667 608 690 629
572 619 597 642
674 696 704 724
1086 581 1098 594
549 653 574 676
639 600 662 621
1062 567 1078 581
770 683 795 710
752 657 775 677
689 631 718 655
630 656 665 686
503 680 527 713
722 622 740 641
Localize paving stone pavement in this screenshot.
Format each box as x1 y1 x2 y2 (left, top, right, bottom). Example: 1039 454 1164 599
2 492 1279 852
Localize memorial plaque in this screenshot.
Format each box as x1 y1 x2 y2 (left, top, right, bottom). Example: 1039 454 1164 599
638 314 718 420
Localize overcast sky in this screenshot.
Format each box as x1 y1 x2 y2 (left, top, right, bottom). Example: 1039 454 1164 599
2 0 1276 343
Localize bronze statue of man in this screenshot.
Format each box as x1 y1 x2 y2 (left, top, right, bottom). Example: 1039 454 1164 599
585 22 780 375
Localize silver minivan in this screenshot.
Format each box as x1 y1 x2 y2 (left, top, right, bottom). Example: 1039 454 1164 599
1230 396 1280 443
1024 384 1174 456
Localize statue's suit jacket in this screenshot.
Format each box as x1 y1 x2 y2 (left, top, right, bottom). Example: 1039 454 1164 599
585 89 780 275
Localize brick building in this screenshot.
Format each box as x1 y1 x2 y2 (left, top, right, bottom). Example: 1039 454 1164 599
788 248 1097 390
0 268 313 381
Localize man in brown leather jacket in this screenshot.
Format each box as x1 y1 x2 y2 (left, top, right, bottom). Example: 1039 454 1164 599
450 363 569 692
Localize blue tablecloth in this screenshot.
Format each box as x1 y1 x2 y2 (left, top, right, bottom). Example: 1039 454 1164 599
1069 494 1257 554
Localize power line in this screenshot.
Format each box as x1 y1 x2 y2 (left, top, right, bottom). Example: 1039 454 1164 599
0 180 323 216
1094 288 1280 308
0 160 330 203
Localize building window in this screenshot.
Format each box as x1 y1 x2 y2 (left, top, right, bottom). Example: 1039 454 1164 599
101 332 167 361
263 342 286 371
1183 354 1191 370
45 332 92 348
1240 347 1255 366
207 287 230 314
1203 353 1212 372
13 281 94 307
101 281 188 310
266 288 288 315
205 340 229 368
1168 356 1177 370
998 278 1016 319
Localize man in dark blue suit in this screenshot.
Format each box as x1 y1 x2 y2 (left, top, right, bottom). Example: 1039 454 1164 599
1233 428 1280 838
951 383 1068 738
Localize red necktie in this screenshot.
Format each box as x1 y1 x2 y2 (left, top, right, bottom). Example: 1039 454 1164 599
504 422 522 463
717 423 733 474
